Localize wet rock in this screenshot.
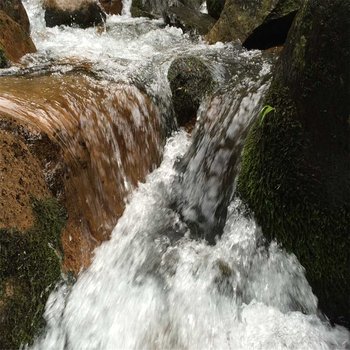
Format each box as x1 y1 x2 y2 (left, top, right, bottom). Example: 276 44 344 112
206 0 301 49
0 11 36 63
0 74 165 274
0 49 9 68
206 0 225 19
168 56 214 127
44 0 106 28
99 0 122 15
131 0 204 20
0 123 66 348
0 0 30 33
164 5 216 35
238 0 350 327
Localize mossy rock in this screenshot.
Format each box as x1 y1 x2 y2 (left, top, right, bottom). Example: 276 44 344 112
206 0 225 19
0 198 66 348
238 0 350 327
0 47 9 68
168 56 214 126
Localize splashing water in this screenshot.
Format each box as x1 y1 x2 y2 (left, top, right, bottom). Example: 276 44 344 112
30 131 350 350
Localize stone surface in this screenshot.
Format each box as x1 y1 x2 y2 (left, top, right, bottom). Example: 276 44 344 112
99 0 123 15
238 0 350 327
0 73 165 274
44 0 106 28
0 11 36 63
0 118 66 348
164 5 216 35
168 56 214 126
0 0 30 33
206 0 301 48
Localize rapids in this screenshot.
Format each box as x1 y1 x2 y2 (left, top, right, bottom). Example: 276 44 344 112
0 0 348 348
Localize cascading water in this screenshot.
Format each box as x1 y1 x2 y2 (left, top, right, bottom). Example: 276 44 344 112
1 0 348 348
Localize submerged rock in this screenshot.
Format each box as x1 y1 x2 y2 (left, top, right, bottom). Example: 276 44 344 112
0 0 30 33
0 10 36 63
44 0 106 28
206 0 301 49
238 0 350 327
168 56 214 127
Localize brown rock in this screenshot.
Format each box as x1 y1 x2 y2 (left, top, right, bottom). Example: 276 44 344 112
0 11 36 63
44 0 106 28
0 0 30 33
0 128 50 231
99 0 122 15
0 72 165 274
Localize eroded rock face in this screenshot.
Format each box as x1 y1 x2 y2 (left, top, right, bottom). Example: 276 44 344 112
238 0 350 327
99 0 122 15
0 11 36 63
206 0 301 48
0 0 30 33
44 0 106 28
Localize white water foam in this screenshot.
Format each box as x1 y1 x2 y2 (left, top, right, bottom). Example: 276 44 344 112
30 131 350 350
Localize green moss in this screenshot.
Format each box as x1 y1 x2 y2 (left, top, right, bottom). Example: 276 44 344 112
237 82 350 323
0 198 66 349
0 47 8 68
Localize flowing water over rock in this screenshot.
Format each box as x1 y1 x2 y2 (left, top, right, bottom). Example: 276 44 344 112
0 0 349 348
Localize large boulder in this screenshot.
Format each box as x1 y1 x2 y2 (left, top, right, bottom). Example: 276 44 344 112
168 56 214 127
44 0 106 28
206 0 302 49
99 0 122 15
0 0 30 33
0 73 165 274
0 11 36 63
238 0 350 327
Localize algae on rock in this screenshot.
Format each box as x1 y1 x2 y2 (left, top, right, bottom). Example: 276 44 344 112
238 0 350 327
0 198 66 349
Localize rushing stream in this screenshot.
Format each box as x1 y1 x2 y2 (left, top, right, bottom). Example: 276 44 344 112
1 0 349 348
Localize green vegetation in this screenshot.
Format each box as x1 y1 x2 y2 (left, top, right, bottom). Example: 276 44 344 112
259 104 275 125
0 198 66 349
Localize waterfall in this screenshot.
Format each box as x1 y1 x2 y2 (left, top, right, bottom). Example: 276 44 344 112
0 0 348 349
30 130 349 349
